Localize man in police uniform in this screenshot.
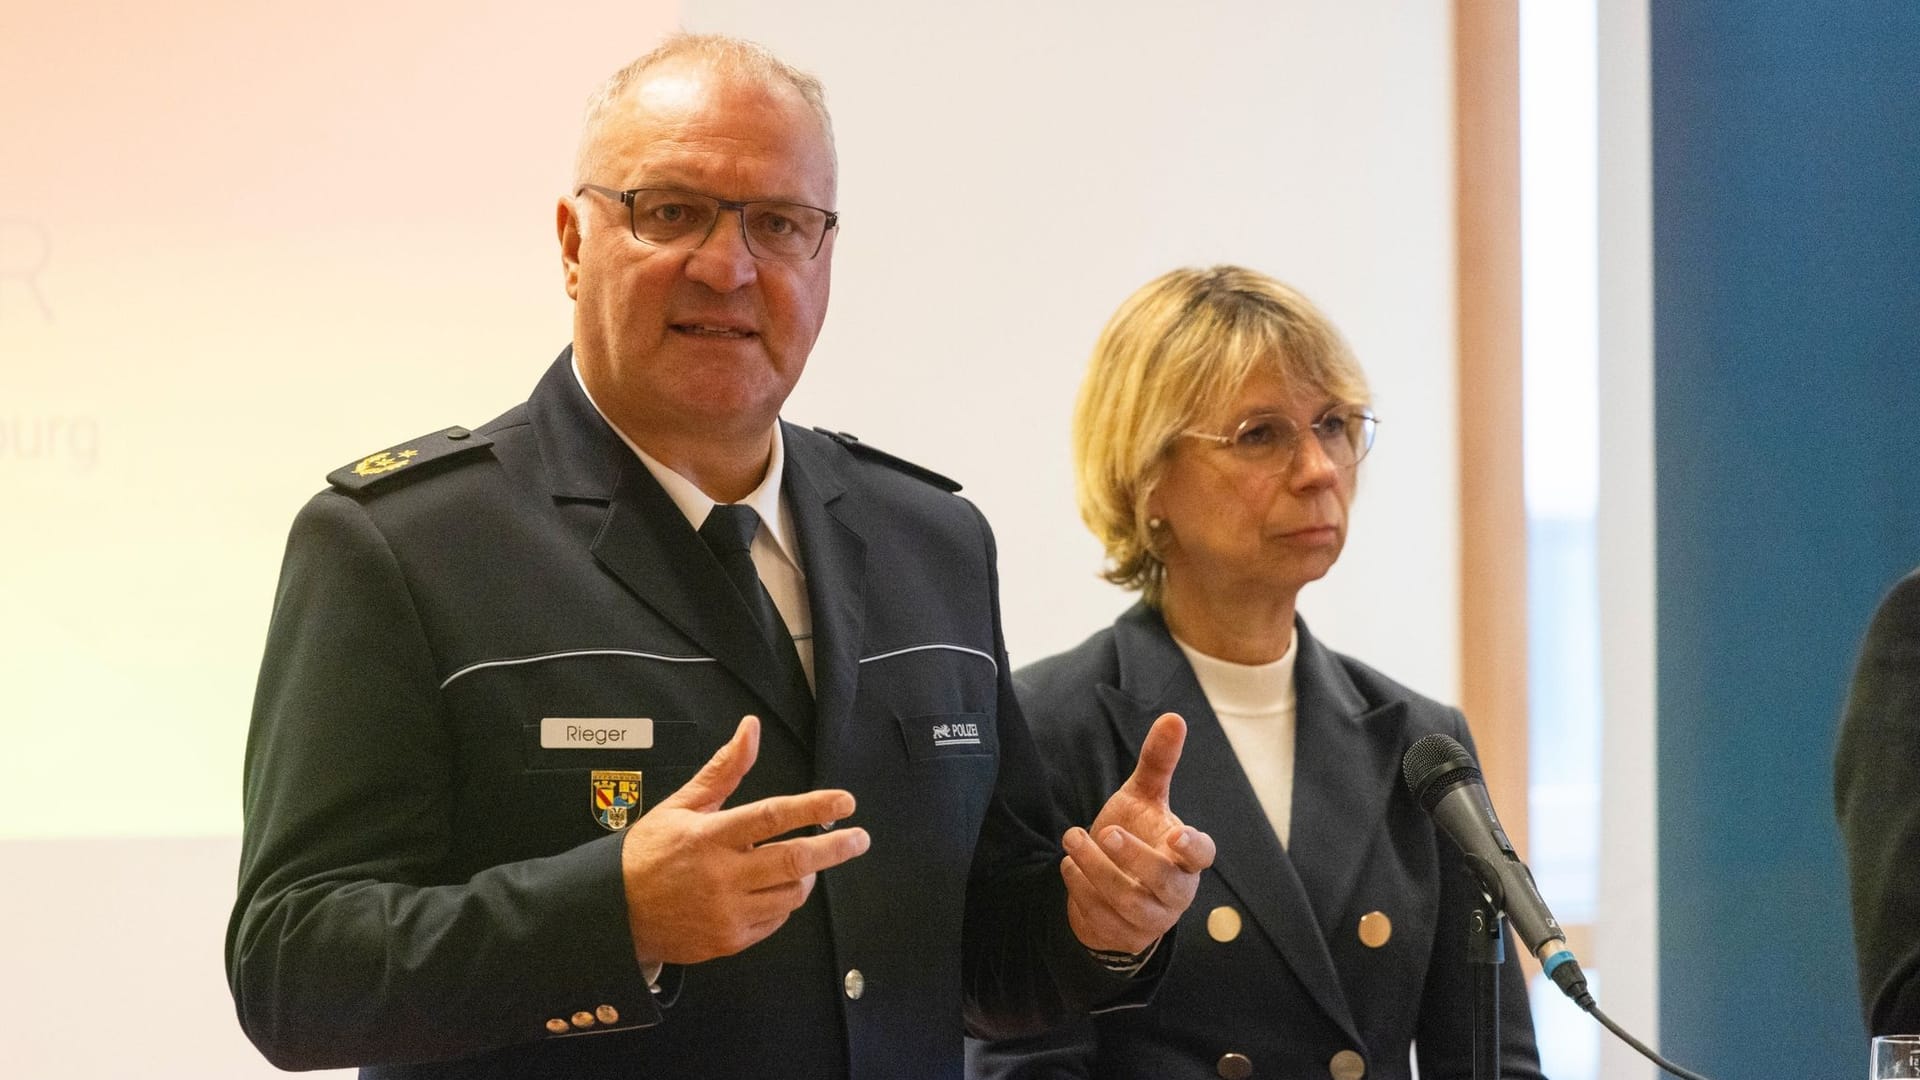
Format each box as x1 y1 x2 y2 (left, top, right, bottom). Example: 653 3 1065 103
226 33 1214 1080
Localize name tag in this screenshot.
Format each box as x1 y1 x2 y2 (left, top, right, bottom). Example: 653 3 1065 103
541 718 654 749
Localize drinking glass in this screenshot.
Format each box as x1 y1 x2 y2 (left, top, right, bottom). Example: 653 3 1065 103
1872 1035 1920 1078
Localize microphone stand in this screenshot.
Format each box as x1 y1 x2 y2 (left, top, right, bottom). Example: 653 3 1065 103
1468 897 1505 1080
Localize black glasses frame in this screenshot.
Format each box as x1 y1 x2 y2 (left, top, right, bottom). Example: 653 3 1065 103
575 184 839 261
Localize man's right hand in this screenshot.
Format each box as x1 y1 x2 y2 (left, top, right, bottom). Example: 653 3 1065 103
620 715 870 966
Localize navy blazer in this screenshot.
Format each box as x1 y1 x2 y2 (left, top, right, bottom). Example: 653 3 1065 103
227 351 1154 1079
970 604 1544 1080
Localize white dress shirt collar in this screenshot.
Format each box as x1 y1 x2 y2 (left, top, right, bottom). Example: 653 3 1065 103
570 355 800 564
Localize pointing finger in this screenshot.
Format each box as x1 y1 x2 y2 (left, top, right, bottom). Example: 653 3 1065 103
739 827 872 890
1124 712 1188 803
710 789 858 847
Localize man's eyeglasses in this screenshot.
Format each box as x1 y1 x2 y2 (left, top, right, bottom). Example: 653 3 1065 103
1178 405 1379 471
575 185 838 261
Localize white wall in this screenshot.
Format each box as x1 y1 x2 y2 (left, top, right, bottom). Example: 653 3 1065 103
691 0 1461 691
1 3 1458 1075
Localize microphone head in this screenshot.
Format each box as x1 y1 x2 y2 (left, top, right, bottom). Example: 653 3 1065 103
1402 733 1483 811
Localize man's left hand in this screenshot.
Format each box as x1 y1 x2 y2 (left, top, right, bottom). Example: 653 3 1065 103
1062 711 1217 956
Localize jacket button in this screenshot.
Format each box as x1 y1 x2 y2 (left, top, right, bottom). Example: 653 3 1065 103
595 1004 620 1024
1217 1051 1253 1078
1329 1049 1365 1080
570 1010 596 1029
1207 905 1243 943
844 969 865 1000
1358 910 1392 948
544 1018 569 1035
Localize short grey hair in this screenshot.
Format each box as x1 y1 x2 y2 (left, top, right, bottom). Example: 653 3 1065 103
573 32 837 188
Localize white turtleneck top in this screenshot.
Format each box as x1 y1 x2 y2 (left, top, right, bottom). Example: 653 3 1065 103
1174 631 1299 849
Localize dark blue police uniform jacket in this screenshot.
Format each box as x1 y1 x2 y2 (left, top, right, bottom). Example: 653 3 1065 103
969 604 1544 1080
226 351 1158 1079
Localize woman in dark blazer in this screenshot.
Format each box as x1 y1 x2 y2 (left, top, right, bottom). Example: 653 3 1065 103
970 267 1546 1080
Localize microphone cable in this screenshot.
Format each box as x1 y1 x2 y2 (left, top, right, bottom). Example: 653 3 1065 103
1583 998 1710 1080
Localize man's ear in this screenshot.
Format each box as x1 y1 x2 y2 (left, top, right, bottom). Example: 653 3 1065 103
557 196 584 300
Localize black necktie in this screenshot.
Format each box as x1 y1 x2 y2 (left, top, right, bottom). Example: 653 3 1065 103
698 504 813 727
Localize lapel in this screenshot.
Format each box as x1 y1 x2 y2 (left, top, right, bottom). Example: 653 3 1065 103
1101 604 1364 1047
1284 622 1415 954
779 425 868 775
526 349 815 741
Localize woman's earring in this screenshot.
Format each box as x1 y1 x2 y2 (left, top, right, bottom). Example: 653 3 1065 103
1148 517 1164 530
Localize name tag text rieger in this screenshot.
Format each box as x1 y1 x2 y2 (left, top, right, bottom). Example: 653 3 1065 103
541 718 654 748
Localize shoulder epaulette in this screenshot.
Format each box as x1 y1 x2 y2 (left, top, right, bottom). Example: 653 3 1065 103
326 426 493 493
812 428 962 493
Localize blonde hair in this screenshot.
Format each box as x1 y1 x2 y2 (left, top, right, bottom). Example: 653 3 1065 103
574 32 837 188
1073 266 1371 604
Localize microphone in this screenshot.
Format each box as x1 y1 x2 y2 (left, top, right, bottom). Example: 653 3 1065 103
1403 734 1718 1080
1401 733 1592 1008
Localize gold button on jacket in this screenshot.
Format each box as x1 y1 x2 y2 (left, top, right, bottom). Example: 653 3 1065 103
1357 911 1392 949
958 609 1547 1079
1216 1050 1253 1078
1207 905 1243 943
